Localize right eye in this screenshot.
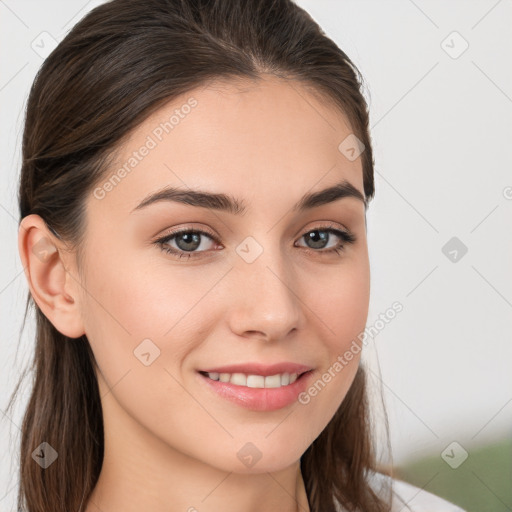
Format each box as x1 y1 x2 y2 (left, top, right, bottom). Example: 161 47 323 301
155 228 221 259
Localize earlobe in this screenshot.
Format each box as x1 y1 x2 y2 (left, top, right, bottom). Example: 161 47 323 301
18 214 85 339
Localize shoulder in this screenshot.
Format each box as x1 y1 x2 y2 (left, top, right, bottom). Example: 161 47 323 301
368 471 468 512
334 471 467 512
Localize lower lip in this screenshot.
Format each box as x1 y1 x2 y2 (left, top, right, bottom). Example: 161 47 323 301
197 370 315 412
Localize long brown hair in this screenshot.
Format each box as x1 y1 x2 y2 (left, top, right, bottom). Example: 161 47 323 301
7 0 394 510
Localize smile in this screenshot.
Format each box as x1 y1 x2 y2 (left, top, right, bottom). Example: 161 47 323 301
197 369 315 411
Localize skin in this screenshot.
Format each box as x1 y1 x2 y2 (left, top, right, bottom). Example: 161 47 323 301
18 74 370 512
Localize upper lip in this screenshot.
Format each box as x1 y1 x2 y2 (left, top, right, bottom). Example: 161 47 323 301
199 362 313 377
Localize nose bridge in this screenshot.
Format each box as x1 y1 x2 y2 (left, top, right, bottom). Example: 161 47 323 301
227 235 301 340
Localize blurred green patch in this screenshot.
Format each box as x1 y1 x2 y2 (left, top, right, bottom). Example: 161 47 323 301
394 436 512 512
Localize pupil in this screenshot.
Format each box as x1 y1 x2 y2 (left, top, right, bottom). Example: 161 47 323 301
177 232 201 251
307 230 328 249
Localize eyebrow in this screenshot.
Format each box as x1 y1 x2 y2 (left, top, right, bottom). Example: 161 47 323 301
131 179 366 215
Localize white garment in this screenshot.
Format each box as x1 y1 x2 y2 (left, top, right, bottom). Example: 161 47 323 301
334 471 467 511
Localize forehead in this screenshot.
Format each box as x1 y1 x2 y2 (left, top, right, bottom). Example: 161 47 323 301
90 75 364 217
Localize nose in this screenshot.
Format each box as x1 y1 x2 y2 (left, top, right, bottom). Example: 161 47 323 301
226 244 302 342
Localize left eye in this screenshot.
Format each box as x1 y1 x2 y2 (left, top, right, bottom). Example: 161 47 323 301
295 228 355 251
155 226 356 259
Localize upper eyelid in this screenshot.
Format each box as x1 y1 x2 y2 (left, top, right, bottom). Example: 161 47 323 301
156 222 349 240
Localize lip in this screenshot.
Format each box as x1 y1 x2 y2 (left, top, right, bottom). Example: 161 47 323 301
198 362 313 377
197 368 315 412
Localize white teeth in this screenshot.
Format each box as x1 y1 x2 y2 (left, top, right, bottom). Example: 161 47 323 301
247 375 265 388
264 374 281 388
204 371 301 388
230 373 246 386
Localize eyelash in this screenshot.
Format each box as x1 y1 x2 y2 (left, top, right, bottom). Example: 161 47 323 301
154 224 356 260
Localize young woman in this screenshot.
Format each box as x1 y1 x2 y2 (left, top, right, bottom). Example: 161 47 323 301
10 0 466 511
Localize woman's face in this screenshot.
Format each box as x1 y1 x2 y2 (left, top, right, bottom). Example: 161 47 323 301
74 75 370 473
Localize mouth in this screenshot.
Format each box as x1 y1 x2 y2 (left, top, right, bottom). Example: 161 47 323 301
197 367 315 411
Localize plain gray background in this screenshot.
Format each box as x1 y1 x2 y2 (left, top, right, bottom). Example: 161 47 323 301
1 1 511 510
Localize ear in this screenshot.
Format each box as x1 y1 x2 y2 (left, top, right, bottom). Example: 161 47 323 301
18 214 85 338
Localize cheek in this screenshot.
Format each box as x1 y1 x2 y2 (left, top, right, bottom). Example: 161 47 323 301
82 246 222 340
79 248 221 389
304 254 370 349
293 257 369 430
